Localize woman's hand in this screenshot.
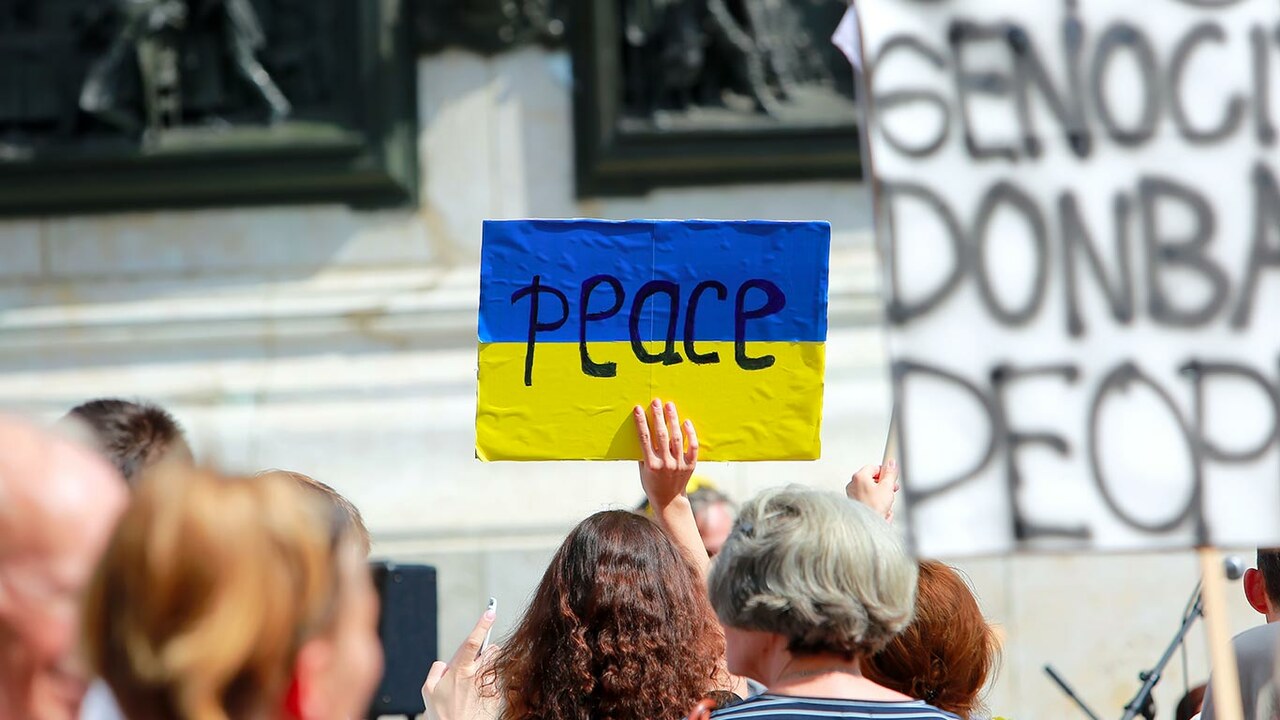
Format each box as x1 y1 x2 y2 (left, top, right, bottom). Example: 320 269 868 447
846 460 899 523
634 399 709 575
423 607 500 720
634 398 699 509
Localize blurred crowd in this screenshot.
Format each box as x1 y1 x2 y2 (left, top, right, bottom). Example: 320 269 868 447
3 397 1272 720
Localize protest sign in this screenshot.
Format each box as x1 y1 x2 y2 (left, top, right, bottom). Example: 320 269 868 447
857 0 1280 556
475 219 830 461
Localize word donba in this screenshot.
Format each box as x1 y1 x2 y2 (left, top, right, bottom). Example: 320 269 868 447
859 0 1280 555
476 219 831 462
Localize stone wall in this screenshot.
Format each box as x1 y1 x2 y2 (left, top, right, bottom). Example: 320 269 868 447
0 47 1259 718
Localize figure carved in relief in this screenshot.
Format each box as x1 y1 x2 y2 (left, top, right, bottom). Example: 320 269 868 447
622 0 838 118
80 0 291 137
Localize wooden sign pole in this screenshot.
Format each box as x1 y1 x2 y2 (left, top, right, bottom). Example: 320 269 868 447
1199 547 1244 720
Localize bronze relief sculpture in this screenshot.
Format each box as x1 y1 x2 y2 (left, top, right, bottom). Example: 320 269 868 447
0 0 414 215
573 0 860 195
79 0 293 137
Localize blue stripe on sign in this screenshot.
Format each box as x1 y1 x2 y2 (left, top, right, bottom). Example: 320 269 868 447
477 219 830 344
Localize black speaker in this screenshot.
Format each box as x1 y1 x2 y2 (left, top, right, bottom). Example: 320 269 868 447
368 562 438 718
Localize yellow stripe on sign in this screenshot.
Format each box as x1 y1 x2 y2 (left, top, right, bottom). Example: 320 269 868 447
476 341 825 461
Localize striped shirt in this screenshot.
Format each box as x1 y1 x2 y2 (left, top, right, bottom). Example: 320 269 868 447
711 693 962 720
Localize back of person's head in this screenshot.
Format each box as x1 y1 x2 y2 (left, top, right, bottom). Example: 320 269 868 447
708 486 917 659
1242 549 1280 621
687 486 731 517
863 560 998 718
64 399 192 485
1258 550 1280 605
257 469 372 557
0 416 125 720
1175 683 1206 720
82 465 382 720
487 510 723 720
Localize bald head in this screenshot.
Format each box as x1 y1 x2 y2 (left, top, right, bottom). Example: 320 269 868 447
0 416 126 720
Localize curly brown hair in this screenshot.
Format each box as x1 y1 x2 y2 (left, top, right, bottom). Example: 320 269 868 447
484 510 725 720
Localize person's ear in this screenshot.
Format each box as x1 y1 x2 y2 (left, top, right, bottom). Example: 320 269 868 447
1243 568 1272 616
290 638 335 720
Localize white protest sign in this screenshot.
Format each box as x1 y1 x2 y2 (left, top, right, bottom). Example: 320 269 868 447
857 0 1280 557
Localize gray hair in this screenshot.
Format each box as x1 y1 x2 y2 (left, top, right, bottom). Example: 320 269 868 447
689 487 734 519
707 485 918 658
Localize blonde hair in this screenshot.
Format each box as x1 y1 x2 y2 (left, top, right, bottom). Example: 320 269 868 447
82 466 354 720
707 486 918 658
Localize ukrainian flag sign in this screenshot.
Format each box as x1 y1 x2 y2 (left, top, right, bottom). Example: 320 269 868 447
476 219 830 461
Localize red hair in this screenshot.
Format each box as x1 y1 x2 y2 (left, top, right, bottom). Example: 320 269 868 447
863 560 999 719
484 510 725 720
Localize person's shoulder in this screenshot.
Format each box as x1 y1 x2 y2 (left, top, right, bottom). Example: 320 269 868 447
1233 621 1280 659
709 694 961 719
1235 620 1280 641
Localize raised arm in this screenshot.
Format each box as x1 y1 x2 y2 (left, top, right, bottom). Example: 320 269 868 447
633 399 710 578
634 400 749 699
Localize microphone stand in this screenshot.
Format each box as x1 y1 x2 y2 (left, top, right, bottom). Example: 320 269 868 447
1044 589 1201 720
1045 555 1242 720
1118 586 1203 720
1044 665 1103 720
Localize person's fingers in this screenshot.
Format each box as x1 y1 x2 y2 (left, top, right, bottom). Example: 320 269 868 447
666 402 683 458
880 458 901 491
853 464 880 484
633 405 658 463
450 606 497 670
651 398 669 456
424 659 448 696
880 458 899 488
683 419 699 466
